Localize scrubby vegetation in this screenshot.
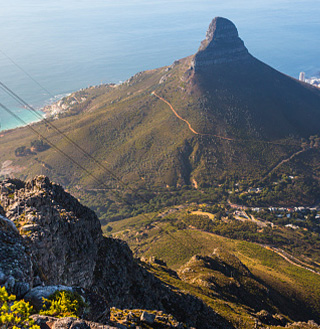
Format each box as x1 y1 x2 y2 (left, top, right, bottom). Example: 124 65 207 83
14 140 49 157
79 185 226 223
30 140 49 152
14 146 35 157
1 57 320 225
0 286 87 329
229 173 320 207
40 290 86 318
0 286 40 329
109 212 320 325
182 213 320 263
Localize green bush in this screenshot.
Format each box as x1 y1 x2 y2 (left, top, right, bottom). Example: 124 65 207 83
30 140 49 152
40 290 86 318
0 286 40 329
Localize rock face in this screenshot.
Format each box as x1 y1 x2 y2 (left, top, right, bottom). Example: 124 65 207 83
31 315 118 329
0 212 33 298
0 176 233 329
191 17 251 70
25 285 110 324
0 176 102 288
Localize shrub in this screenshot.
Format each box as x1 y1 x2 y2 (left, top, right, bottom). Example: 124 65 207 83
39 290 85 318
30 140 49 152
0 286 40 329
14 146 27 157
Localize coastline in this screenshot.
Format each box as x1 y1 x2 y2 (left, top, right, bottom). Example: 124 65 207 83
0 92 71 133
0 83 109 134
0 110 46 134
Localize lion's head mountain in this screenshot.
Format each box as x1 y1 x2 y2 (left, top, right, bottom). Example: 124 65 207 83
192 17 250 68
1 17 319 192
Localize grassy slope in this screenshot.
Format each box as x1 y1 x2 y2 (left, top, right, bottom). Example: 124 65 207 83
1 56 320 328
1 56 319 191
0 53 320 226
108 213 320 326
0 61 198 190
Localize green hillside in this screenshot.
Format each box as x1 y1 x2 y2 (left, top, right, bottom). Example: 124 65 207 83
1 53 320 222
1 16 320 329
107 208 320 327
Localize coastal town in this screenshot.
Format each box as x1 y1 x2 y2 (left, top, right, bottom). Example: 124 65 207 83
299 71 320 88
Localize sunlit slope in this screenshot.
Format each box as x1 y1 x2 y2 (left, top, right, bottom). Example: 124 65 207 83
109 213 320 325
1 54 320 192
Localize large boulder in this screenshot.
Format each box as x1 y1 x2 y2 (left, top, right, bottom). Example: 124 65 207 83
25 285 110 324
24 285 73 310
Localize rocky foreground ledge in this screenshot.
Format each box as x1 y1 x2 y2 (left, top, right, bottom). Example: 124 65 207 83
0 175 232 329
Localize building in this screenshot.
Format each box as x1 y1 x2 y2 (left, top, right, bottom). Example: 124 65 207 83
299 72 305 82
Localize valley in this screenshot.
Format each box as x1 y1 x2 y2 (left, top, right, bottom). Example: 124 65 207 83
106 205 320 326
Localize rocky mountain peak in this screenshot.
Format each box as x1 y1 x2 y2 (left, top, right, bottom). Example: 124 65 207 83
204 17 239 45
192 17 250 70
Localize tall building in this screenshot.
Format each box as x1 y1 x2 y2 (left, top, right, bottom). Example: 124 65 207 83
299 72 305 82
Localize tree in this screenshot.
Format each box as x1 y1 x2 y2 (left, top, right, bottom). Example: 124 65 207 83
14 146 26 157
30 140 49 152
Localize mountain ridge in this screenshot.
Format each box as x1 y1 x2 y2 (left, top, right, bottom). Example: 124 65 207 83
2 175 320 328
0 17 319 218
0 175 232 329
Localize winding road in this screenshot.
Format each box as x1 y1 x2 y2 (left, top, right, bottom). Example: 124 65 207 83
263 245 320 276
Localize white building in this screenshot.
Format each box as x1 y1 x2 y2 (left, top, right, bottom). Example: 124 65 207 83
299 72 305 82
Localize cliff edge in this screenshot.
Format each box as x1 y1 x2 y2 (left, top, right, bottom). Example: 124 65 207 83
191 17 251 70
0 176 232 329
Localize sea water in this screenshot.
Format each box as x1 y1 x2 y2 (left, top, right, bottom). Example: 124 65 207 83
0 0 319 131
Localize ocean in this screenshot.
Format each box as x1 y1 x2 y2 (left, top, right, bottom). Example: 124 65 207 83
0 0 319 131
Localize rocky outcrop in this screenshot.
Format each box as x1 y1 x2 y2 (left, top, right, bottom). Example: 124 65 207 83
0 176 102 288
24 285 73 310
24 285 110 324
31 315 118 329
178 250 290 317
0 176 233 329
0 213 33 298
191 17 251 71
255 310 287 326
92 238 231 328
109 308 188 328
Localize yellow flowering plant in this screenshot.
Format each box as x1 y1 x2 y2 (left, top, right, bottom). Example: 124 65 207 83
39 290 84 318
0 286 40 329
